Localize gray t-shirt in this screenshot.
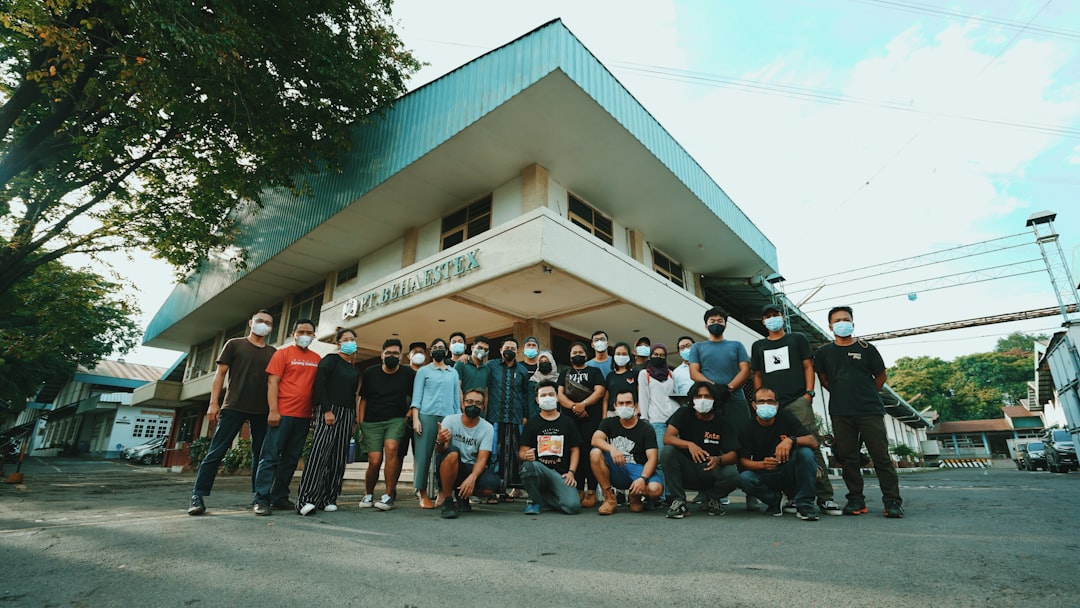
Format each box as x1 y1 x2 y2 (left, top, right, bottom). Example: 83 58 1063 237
441 414 495 465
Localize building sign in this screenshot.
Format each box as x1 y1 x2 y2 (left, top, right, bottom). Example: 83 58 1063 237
343 249 480 319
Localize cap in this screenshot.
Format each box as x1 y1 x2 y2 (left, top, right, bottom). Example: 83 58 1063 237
761 303 783 316
524 336 539 346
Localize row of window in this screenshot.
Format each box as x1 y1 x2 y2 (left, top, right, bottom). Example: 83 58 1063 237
132 417 171 439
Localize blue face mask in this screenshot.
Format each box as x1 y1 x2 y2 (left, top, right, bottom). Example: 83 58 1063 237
450 342 466 356
340 341 357 355
679 348 692 361
756 404 778 420
635 345 651 357
832 321 854 338
764 316 784 332
523 348 539 359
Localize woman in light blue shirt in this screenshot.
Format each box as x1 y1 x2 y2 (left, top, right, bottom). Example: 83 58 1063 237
410 337 461 508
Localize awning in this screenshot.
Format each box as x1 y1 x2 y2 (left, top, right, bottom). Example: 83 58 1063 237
40 403 79 422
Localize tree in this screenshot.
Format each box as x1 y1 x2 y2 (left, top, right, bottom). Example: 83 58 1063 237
0 0 419 298
0 258 140 405
995 331 1048 354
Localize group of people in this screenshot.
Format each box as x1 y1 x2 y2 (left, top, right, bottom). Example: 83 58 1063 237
186 301 904 522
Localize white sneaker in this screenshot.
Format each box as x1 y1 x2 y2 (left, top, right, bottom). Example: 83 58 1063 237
299 503 316 516
374 494 394 511
358 494 374 508
323 504 338 512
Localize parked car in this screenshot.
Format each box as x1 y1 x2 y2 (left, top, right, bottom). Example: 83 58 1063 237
1043 429 1076 473
1022 441 1047 471
122 436 167 465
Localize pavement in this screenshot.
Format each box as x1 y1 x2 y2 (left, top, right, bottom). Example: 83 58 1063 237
1 456 1078 608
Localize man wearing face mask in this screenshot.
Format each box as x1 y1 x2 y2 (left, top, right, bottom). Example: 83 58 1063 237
397 341 428 472
519 380 582 515
661 381 740 519
738 388 820 521
632 336 652 373
814 306 903 519
188 310 276 516
252 319 322 515
585 330 613 380
454 335 491 396
357 338 415 511
751 304 840 516
435 388 499 518
590 390 663 515
484 337 529 500
521 336 541 375
672 336 695 403
448 331 469 364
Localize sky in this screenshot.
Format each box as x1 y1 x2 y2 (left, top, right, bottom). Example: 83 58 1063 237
114 0 1080 370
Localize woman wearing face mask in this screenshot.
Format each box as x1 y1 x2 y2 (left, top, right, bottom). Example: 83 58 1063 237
296 328 362 515
409 338 461 508
604 342 635 418
527 350 560 419
638 343 681 460
557 341 607 507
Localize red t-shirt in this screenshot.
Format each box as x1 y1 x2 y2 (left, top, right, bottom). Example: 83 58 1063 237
266 345 321 418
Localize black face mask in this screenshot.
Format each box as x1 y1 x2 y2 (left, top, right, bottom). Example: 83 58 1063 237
431 349 447 362
707 323 726 337
502 349 516 362
464 405 482 419
384 356 400 369
538 362 553 374
650 356 668 369
571 354 587 366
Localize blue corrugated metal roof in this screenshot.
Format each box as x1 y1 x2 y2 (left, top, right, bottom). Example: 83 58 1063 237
146 19 776 343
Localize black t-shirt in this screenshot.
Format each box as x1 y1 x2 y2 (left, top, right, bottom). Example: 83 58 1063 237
813 341 886 416
217 337 276 414
737 411 810 462
521 413 582 475
597 417 657 465
558 365 606 419
604 368 637 407
359 365 416 422
313 354 362 413
666 407 737 457
750 332 813 406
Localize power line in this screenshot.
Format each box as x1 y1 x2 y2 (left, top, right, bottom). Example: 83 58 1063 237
845 0 1080 41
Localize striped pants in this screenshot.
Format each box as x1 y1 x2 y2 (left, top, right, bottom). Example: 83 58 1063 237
295 404 355 511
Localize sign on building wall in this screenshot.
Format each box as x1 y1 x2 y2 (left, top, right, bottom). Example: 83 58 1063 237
343 249 481 319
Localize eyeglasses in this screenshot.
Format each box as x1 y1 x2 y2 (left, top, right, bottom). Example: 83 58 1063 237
755 399 779 405
463 399 484 406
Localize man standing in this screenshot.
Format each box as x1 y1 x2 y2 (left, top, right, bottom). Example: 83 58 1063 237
519 380 582 515
661 381 740 518
738 388 820 521
814 306 904 518
187 310 276 515
750 304 840 516
486 337 529 498
251 319 321 516
585 330 613 380
455 335 491 393
357 338 415 511
521 336 541 375
672 335 695 402
435 388 500 519
590 390 663 515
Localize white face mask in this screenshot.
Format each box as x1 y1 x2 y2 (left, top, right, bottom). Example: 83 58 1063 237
693 398 714 414
615 406 635 420
251 321 272 337
410 352 426 366
296 335 314 348
635 345 651 357
613 354 631 367
538 396 558 411
450 342 466 356
593 340 608 352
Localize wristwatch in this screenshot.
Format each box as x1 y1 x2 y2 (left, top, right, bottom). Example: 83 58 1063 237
805 390 816 398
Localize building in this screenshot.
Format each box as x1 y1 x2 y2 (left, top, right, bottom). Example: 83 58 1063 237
13 359 176 458
139 19 930 466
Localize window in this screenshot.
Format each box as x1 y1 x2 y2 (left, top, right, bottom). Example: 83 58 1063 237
224 321 248 342
132 418 146 438
441 195 492 250
652 248 685 288
287 281 325 332
568 194 613 245
187 337 216 380
336 263 358 286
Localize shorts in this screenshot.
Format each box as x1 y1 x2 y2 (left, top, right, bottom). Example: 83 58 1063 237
359 417 407 454
602 452 663 490
438 446 501 493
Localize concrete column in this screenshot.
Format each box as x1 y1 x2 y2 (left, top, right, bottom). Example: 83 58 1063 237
402 227 419 268
515 318 552 351
628 229 645 263
521 164 550 213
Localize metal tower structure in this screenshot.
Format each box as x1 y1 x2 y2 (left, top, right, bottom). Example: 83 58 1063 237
1026 211 1080 326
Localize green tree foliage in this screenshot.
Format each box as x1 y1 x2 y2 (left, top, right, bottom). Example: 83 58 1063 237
888 332 1042 422
0 0 420 297
0 257 140 404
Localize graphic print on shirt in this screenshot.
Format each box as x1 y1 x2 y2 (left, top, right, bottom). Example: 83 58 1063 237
610 435 639 464
763 345 791 374
702 430 722 448
537 435 565 464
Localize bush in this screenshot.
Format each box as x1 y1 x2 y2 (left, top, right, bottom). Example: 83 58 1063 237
188 436 212 467
222 438 253 472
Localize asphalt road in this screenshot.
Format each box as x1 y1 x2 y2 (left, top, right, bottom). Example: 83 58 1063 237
1 457 1078 608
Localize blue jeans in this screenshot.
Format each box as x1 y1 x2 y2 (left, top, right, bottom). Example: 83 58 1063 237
601 452 663 490
650 421 668 497
193 409 267 497
519 461 581 514
253 415 310 505
739 446 819 510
